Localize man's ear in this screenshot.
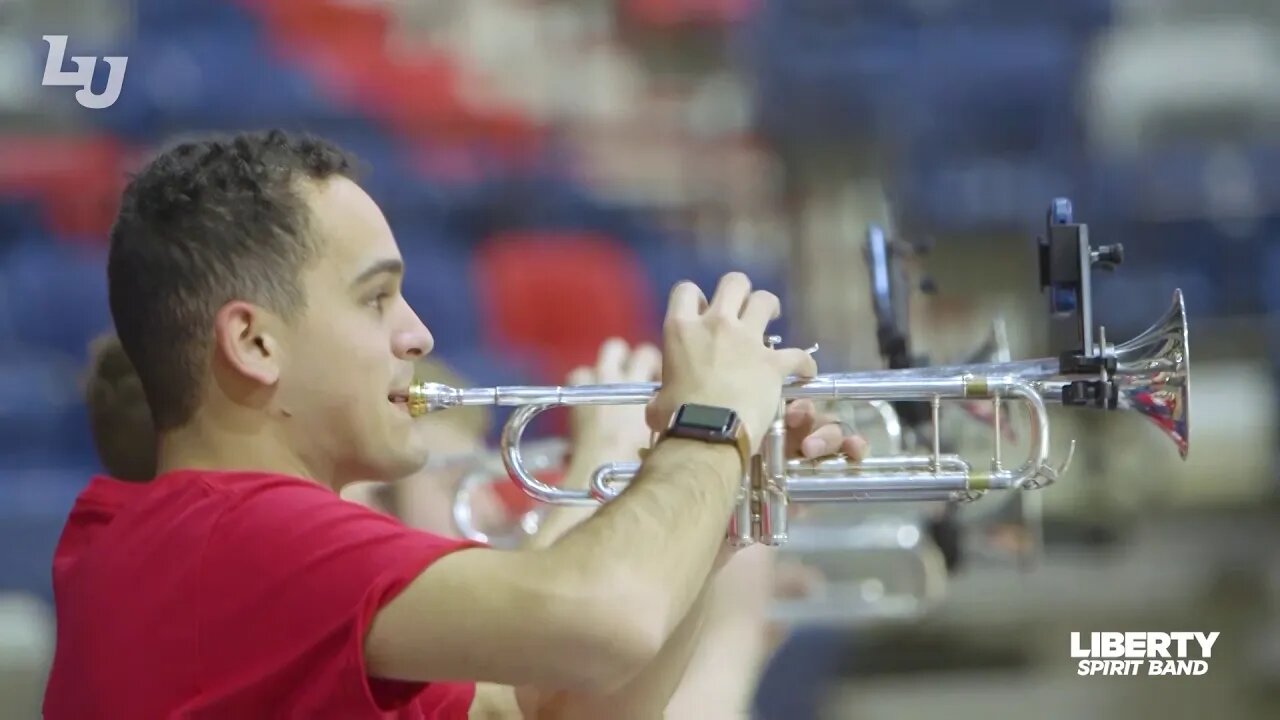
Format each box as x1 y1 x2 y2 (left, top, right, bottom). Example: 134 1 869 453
213 300 282 387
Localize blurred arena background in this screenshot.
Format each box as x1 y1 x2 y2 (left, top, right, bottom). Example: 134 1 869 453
0 0 1278 718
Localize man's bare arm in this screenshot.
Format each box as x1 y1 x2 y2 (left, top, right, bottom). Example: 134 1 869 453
365 438 742 693
532 459 776 718
664 544 776 718
534 578 716 720
369 273 818 697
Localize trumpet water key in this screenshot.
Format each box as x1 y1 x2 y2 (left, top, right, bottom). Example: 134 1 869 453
408 199 1191 547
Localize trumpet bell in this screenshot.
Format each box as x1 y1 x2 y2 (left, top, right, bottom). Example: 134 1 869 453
1112 289 1190 460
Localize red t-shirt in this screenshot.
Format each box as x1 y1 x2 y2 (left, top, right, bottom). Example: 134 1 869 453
43 470 480 719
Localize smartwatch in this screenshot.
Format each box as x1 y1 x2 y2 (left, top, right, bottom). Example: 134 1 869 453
662 403 754 475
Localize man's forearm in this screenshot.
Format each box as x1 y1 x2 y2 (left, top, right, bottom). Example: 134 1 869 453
535 581 715 719
543 438 744 641
664 544 776 718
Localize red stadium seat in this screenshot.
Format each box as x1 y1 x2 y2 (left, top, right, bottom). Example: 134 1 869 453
245 0 542 161
472 232 660 386
0 136 125 240
491 468 562 517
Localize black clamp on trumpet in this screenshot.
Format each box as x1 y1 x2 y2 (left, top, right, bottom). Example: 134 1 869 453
1039 197 1125 410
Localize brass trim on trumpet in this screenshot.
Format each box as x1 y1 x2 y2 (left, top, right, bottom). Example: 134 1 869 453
964 376 989 397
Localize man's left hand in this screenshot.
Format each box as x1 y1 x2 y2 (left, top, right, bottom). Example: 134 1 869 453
784 398 868 461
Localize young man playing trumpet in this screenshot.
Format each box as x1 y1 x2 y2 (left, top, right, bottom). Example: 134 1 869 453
78 329 835 718
47 129 862 718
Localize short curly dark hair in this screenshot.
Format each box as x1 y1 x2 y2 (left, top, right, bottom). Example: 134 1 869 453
107 130 359 431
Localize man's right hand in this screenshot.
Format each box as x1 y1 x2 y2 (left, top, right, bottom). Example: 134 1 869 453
646 272 818 453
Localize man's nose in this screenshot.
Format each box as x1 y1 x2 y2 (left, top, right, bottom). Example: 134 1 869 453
394 310 434 359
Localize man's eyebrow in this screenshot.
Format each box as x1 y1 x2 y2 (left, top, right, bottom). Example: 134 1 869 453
350 258 404 288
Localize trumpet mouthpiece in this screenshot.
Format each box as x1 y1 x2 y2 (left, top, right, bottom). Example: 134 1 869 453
407 382 501 417
406 382 456 418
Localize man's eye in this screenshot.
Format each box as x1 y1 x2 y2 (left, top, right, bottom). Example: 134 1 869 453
368 293 391 311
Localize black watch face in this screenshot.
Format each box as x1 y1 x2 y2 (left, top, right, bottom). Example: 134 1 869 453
675 404 736 436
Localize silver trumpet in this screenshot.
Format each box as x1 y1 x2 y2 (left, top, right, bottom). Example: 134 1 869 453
443 440 948 622
409 289 1190 548
442 434 947 621
446 403 906 547
446 438 564 547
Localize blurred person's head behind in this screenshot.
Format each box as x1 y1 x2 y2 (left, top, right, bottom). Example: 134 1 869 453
83 332 156 482
107 130 435 489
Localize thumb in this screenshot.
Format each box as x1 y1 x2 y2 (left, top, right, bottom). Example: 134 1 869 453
645 400 669 434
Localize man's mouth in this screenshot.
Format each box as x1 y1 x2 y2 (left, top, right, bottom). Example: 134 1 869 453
388 390 411 412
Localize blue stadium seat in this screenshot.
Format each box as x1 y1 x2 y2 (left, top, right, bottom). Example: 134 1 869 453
0 200 42 247
0 467 91 603
750 0 1113 35
749 24 914 144
634 239 792 340
442 175 636 250
747 0 1107 144
132 0 256 34
961 0 1115 37
1085 144 1280 227
0 511 65 603
1083 217 1263 336
91 27 362 141
0 352 94 470
1091 268 1214 341
398 235 485 352
309 123 446 224
892 155 1083 234
893 27 1079 157
0 239 109 361
1262 243 1280 315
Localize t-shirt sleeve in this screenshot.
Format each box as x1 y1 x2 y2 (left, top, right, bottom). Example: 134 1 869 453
194 476 481 716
